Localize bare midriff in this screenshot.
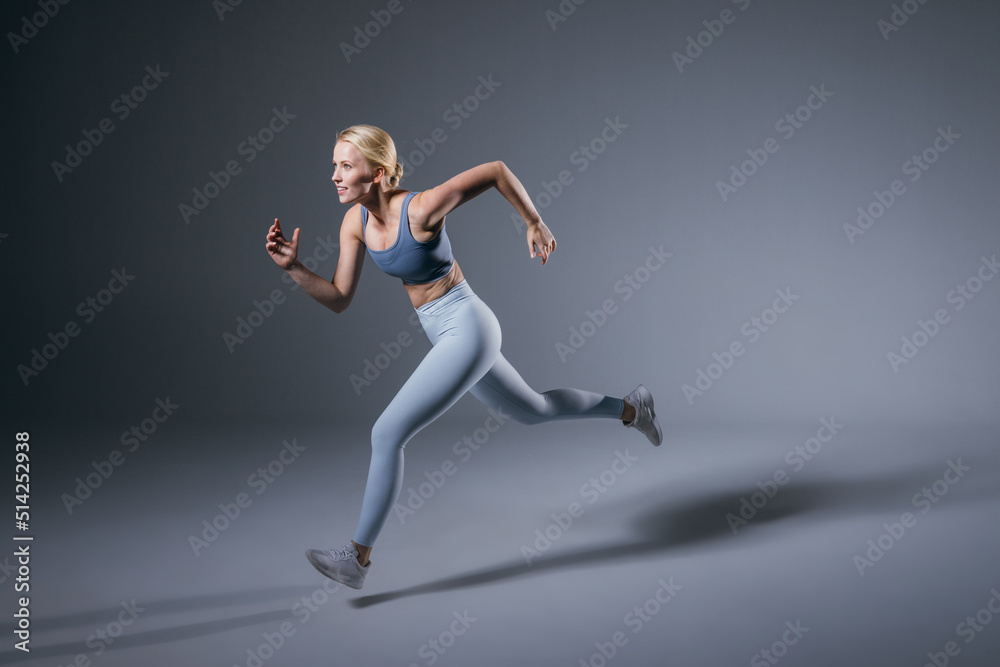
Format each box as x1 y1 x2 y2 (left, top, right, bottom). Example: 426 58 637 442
403 258 465 310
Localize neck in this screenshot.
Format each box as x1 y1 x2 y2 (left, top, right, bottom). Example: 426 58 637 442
359 187 399 224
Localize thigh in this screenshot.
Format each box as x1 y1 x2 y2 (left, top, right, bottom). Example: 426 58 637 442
379 298 501 443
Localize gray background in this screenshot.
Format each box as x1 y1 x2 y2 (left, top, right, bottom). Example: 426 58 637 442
2 0 999 666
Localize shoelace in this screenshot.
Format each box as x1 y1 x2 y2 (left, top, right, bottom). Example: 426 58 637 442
327 545 358 562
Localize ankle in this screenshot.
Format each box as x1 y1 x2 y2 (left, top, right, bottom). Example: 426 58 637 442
351 540 371 566
621 400 636 424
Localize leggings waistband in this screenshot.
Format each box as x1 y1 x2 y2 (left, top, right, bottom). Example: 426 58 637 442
414 279 474 318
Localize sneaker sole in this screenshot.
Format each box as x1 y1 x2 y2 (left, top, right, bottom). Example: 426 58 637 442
636 384 663 446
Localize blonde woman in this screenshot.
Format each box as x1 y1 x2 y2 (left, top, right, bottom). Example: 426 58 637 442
265 124 661 590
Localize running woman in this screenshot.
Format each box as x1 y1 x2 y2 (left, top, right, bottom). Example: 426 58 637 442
265 124 661 590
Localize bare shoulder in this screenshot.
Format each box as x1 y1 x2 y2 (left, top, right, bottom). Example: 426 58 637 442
408 188 449 233
342 203 364 243
408 189 431 227
400 189 437 232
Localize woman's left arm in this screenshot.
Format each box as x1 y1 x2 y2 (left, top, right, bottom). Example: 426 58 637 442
414 161 557 264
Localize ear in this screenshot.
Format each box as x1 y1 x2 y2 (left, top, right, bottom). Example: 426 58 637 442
373 165 384 184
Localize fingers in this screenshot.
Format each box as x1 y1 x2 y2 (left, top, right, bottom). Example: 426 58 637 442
528 238 555 264
266 218 289 255
266 218 290 239
534 242 550 265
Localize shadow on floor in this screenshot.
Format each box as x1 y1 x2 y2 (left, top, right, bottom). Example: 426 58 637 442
349 461 985 608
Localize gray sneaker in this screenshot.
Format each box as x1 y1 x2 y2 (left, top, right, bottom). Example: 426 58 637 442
305 543 370 589
623 384 662 446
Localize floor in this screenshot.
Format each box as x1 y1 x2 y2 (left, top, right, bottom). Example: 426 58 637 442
5 414 999 667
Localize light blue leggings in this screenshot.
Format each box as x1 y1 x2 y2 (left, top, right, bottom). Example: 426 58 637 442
352 279 626 546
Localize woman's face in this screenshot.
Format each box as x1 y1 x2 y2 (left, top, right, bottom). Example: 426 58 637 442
332 141 381 203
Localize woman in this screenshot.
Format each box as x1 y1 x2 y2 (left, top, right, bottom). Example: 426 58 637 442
265 124 661 590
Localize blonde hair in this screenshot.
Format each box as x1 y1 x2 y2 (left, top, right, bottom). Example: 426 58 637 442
335 124 403 189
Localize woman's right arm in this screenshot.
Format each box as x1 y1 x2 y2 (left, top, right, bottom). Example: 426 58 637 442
266 208 365 314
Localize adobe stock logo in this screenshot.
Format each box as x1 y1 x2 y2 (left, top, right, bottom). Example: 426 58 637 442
339 0 415 63
725 417 844 535
213 0 244 21
544 0 589 31
61 397 179 515
682 288 799 405
556 245 672 363
398 74 502 181
750 620 809 667
921 585 1000 667
7 0 72 54
670 0 753 73
577 577 683 667
405 610 477 667
51 65 170 182
844 126 960 244
393 407 511 524
510 116 630 231
715 85 833 202
852 458 971 577
886 254 997 373
877 0 934 41
521 449 639 566
179 106 296 224
17 267 135 386
188 438 307 557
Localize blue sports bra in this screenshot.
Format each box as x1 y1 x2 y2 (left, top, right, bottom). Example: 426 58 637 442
361 191 454 285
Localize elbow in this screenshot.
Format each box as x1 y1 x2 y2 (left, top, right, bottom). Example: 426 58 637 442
326 286 348 314
329 281 352 314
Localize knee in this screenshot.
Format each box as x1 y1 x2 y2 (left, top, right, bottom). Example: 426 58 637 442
498 401 549 426
370 417 403 455
521 390 561 425
512 411 546 426
478 389 553 426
